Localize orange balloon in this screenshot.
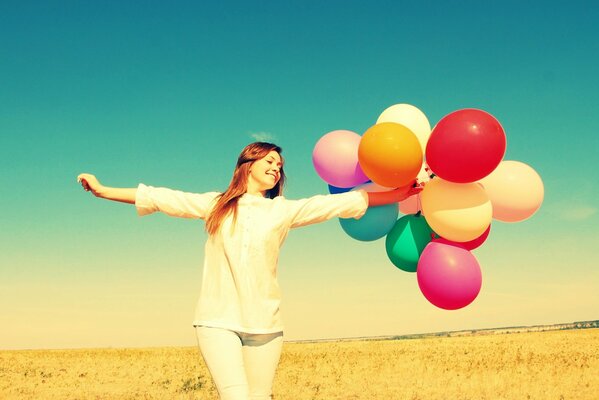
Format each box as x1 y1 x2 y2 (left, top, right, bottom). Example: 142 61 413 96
358 122 423 187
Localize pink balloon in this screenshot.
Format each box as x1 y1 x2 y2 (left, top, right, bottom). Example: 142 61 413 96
433 225 491 250
417 241 482 310
312 130 369 188
399 194 422 215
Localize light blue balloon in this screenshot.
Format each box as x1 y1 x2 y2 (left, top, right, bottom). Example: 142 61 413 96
339 203 398 241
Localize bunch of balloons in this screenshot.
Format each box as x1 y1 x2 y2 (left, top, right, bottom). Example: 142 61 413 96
312 104 544 310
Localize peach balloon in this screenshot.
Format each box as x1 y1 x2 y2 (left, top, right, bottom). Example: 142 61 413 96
421 178 492 242
479 160 544 222
358 122 423 188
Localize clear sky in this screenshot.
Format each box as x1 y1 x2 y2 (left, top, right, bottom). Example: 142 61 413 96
1 1 598 350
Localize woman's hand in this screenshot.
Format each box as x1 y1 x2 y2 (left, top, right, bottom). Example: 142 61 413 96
406 180 427 199
367 180 425 207
77 173 104 198
394 181 424 202
76 174 137 204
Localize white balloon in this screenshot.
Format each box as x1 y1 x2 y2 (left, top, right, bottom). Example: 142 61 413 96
377 104 431 151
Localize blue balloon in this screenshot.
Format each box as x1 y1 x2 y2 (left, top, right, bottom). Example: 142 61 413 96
328 184 353 194
339 203 398 241
328 180 371 194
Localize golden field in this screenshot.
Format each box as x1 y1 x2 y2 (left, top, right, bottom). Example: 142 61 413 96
1 328 597 399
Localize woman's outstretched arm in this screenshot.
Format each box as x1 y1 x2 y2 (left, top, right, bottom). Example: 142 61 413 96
285 181 425 229
77 173 136 204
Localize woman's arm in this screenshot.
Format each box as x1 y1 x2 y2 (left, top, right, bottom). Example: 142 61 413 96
367 182 424 207
285 181 425 229
77 173 136 204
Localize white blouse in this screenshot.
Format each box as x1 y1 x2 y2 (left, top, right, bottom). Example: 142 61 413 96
135 183 369 334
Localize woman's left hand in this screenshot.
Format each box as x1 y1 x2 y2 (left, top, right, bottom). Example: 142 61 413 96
366 180 425 206
395 181 424 202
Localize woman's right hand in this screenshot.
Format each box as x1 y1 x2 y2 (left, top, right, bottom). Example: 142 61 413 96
77 173 104 198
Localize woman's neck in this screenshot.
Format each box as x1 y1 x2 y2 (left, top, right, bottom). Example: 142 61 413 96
245 181 266 197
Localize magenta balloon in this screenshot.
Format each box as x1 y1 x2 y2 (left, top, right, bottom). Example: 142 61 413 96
312 130 369 188
417 242 482 310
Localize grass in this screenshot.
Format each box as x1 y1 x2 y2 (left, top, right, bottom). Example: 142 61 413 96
1 328 597 399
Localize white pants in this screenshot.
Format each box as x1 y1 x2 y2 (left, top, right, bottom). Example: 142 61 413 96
195 326 284 400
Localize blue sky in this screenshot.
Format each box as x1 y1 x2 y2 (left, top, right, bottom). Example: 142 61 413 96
1 1 598 349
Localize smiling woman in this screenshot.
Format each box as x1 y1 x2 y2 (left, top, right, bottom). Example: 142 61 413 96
247 151 283 195
205 143 287 237
76 141 420 400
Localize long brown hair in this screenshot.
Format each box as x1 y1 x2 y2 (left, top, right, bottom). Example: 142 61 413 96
205 142 286 236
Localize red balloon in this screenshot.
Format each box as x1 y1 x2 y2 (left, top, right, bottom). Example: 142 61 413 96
426 109 506 183
432 225 491 251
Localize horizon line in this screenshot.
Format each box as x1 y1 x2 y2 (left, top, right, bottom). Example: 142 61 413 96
3 319 597 352
288 319 599 344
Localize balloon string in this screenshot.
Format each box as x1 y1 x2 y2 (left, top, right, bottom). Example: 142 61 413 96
417 193 422 213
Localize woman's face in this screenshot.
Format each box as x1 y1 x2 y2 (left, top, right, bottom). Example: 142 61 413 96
248 150 282 190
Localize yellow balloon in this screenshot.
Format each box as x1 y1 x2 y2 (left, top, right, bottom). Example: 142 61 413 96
421 178 492 242
479 160 544 222
376 104 431 151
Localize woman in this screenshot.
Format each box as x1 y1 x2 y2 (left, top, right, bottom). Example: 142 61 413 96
77 142 421 400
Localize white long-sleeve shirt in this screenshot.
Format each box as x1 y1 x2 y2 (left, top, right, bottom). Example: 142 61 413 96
135 183 369 334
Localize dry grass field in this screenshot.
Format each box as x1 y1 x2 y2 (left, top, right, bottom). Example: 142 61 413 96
1 328 597 399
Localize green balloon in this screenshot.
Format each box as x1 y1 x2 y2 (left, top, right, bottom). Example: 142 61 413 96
385 214 434 272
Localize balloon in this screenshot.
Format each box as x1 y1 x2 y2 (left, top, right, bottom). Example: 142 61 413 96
417 241 482 310
313 130 369 188
434 224 491 251
385 214 434 272
426 109 506 183
328 184 352 194
339 182 398 241
376 104 431 152
399 194 422 215
421 178 492 242
398 162 432 214
340 204 398 241
358 122 423 187
479 160 544 222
